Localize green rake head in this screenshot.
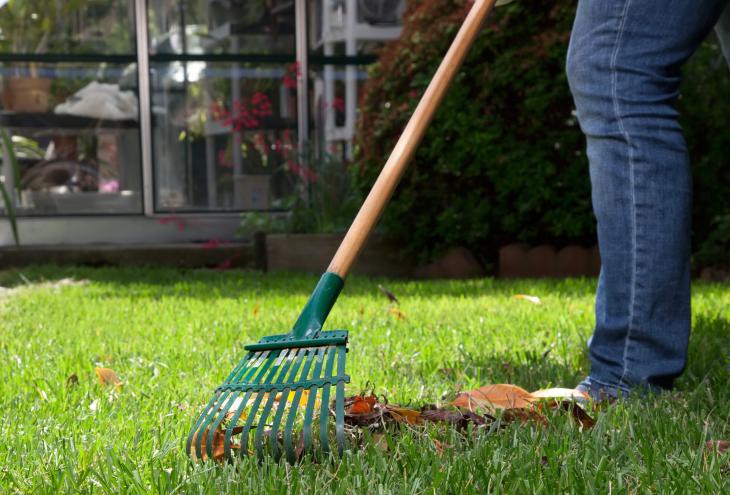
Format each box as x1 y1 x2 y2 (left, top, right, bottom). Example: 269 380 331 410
187 273 350 463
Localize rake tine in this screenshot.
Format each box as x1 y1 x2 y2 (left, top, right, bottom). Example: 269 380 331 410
268 349 309 461
254 349 300 459
215 351 277 459
318 346 338 456
236 349 291 457
335 345 347 456
284 348 319 463
302 347 327 456
187 351 260 458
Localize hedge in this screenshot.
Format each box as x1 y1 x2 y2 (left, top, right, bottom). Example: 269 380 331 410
353 0 730 267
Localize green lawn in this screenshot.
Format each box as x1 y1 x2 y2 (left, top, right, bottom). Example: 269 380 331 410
0 266 728 494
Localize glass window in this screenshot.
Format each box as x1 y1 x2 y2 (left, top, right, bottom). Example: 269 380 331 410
0 62 142 215
307 0 404 160
0 1 136 55
309 64 370 160
148 0 295 55
150 61 299 211
308 0 404 57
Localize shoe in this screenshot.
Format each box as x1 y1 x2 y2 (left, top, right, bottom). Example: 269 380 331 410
575 377 629 404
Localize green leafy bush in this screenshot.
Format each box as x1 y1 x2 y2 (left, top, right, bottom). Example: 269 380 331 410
354 0 730 266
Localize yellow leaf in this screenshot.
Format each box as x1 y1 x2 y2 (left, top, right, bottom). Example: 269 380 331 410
95 367 122 388
513 294 542 304
388 307 406 320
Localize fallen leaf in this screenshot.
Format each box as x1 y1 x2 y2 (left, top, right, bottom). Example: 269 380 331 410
388 307 406 320
95 367 122 388
346 395 378 414
502 408 548 427
66 374 79 386
529 388 590 402
378 284 400 305
706 440 729 455
190 426 241 462
452 384 533 411
252 301 260 317
385 406 422 425
420 408 489 428
513 294 541 304
558 401 595 429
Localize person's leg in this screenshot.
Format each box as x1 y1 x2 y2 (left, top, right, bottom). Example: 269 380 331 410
566 0 729 399
717 4 730 65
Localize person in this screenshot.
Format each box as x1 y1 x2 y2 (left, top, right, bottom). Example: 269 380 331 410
564 0 730 400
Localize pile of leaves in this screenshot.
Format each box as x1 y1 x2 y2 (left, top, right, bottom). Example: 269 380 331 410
343 384 595 433
189 383 596 463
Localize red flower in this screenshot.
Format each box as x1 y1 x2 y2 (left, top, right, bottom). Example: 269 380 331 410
282 61 301 89
332 96 345 112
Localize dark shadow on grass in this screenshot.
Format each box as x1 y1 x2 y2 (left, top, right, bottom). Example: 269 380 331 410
410 348 586 394
680 313 730 390
0 264 600 301
406 313 729 396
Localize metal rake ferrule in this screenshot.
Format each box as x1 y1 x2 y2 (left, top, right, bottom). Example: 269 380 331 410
186 331 349 463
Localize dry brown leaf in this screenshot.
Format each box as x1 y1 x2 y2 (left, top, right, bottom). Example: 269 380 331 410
502 408 549 427
557 401 595 429
66 374 79 386
189 426 241 462
386 406 422 425
452 384 533 411
346 395 378 414
94 367 122 388
420 408 490 428
252 301 260 317
706 440 729 455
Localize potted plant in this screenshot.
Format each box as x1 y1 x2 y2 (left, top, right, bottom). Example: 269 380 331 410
0 1 60 113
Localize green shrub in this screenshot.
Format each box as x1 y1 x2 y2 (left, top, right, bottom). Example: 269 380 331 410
354 0 730 266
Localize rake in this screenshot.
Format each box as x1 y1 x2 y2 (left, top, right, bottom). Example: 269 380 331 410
187 0 499 463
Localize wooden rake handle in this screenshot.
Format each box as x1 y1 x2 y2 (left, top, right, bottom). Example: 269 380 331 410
327 0 498 278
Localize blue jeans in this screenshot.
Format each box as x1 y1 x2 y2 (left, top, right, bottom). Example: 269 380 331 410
566 0 730 397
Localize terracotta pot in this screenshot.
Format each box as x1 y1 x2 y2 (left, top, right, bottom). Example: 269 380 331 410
3 77 51 112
